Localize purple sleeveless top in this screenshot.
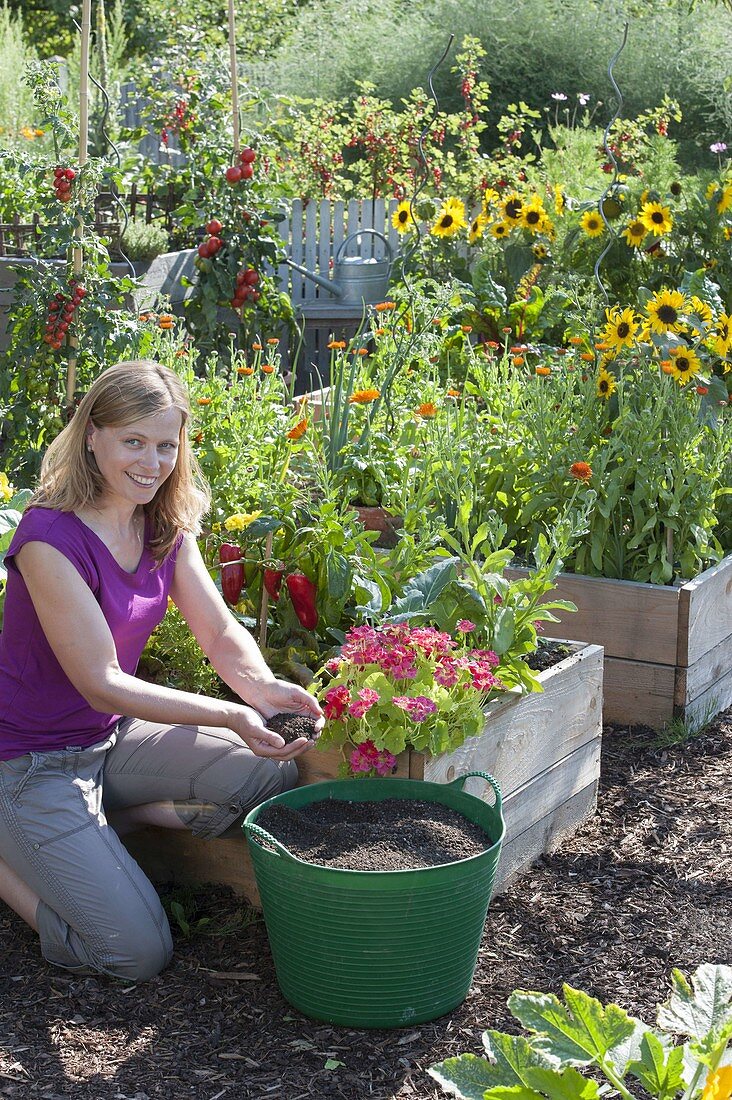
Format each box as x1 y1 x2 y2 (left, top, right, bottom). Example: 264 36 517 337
0 507 181 760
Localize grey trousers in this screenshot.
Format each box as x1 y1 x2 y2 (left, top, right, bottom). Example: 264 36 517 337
0 719 297 981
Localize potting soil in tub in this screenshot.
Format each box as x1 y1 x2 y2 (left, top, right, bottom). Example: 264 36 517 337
255 798 491 871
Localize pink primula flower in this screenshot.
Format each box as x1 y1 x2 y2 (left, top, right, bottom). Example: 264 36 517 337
323 684 351 719
348 687 380 719
349 739 397 776
456 619 476 633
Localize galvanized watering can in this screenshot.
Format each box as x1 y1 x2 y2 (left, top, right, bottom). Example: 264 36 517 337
286 229 393 305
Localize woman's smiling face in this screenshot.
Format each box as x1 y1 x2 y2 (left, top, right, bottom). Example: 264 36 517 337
88 406 182 508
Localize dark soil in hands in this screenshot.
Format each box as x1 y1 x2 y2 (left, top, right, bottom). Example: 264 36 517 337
255 797 492 870
266 711 319 745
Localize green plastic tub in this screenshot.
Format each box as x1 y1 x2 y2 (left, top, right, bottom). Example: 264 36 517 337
243 771 504 1028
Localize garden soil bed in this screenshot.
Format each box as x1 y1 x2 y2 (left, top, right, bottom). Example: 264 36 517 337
1 707 730 1100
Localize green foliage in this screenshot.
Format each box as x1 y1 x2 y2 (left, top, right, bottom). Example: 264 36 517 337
139 605 226 697
429 963 732 1100
120 219 169 261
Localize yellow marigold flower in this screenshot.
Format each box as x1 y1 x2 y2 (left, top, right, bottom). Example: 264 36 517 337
415 402 437 418
569 461 592 482
374 301 396 312
646 289 689 334
431 197 467 238
622 219 647 248
602 306 639 351
535 366 552 376
224 511 261 531
0 472 14 502
640 200 673 236
580 210 604 237
197 397 211 406
349 388 380 404
489 220 511 239
327 339 347 349
392 200 415 233
286 418 308 440
238 365 254 375
500 192 523 223
701 1065 732 1100
668 344 701 383
468 212 489 244
266 337 279 345
596 368 616 400
261 364 275 374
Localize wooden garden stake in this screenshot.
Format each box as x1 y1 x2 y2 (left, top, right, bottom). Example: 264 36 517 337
258 532 274 648
227 0 240 156
66 0 91 417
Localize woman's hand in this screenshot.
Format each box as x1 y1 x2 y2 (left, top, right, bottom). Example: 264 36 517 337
228 701 317 761
248 679 325 756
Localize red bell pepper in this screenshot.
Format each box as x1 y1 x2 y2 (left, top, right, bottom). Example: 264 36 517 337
219 542 245 605
263 568 284 601
286 572 318 630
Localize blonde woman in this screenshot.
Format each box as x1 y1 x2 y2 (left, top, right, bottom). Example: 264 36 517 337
0 360 322 980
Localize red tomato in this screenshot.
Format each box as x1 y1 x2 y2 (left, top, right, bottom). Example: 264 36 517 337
239 163 254 180
240 147 256 164
225 165 242 184
206 219 223 235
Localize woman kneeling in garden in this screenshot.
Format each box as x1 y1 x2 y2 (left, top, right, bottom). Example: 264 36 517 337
0 360 322 980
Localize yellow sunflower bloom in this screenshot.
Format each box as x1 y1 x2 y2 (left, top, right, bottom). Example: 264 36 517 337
639 200 673 236
392 200 415 234
667 345 701 383
602 306 639 351
468 212 489 244
709 311 732 358
622 219 647 248
580 210 604 237
520 200 548 235
430 197 467 238
554 184 567 215
483 187 500 208
489 220 511 240
596 368 617 400
645 289 689 334
716 184 732 214
500 192 524 223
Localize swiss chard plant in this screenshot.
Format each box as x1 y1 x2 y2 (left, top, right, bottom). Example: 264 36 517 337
429 963 732 1100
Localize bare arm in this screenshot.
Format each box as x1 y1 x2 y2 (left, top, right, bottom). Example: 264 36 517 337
14 541 299 758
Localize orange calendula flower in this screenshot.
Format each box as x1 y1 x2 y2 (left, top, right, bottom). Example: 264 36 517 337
535 366 552 376
486 340 500 350
374 327 386 336
569 461 592 482
353 347 369 356
286 418 308 440
238 365 254 375
349 388 380 405
580 351 595 362
554 348 568 356
513 356 525 366
569 336 584 346
261 364 275 374
252 343 263 351
327 339 347 349
158 314 175 329
660 360 675 374
461 325 473 333
139 312 152 322
447 388 461 397
416 402 437 418
374 301 396 312
266 337 279 345
197 397 211 406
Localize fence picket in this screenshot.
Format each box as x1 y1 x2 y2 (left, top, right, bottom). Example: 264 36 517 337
289 199 304 304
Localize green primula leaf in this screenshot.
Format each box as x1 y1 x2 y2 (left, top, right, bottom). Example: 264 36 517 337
657 965 732 1043
508 987 638 1066
626 1032 685 1100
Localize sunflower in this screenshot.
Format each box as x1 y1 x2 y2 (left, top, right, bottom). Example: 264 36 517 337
668 345 701 383
392 200 415 234
520 200 547 235
645 289 689 334
554 184 567 215
717 184 732 214
689 296 713 328
533 243 549 261
468 211 489 244
489 220 511 239
431 197 467 238
602 306 639 351
580 210 604 237
639 201 673 236
483 187 500 208
709 311 732 358
622 219 647 248
500 192 524 223
596 368 617 400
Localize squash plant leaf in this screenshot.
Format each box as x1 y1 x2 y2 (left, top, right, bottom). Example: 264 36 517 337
427 1052 503 1100
507 987 637 1066
482 1031 560 1084
626 1032 685 1100
524 1065 601 1100
657 965 732 1043
605 1018 654 1076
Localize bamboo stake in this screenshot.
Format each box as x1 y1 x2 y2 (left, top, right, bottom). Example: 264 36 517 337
258 532 273 649
227 0 240 156
66 0 91 418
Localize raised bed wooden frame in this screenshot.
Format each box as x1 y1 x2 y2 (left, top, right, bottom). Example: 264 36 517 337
506 554 732 730
125 641 604 903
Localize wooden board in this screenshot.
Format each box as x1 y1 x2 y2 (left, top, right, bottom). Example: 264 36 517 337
603 657 676 727
504 566 680 665
677 555 732 666
680 669 732 732
675 630 732 706
500 736 601 840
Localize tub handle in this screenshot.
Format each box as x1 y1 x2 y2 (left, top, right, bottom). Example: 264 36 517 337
244 821 298 862
448 771 502 812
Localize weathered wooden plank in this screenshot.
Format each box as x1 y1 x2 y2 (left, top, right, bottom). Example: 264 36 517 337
677 554 732 666
504 567 680 665
492 781 599 894
602 657 675 727
332 201 345 265
303 200 318 302
422 643 603 798
500 737 601 841
677 668 732 731
675 630 732 705
317 200 331 298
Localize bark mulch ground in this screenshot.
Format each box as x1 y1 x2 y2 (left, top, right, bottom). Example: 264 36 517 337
1 708 730 1100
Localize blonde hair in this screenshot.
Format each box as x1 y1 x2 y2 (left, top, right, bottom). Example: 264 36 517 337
32 360 211 563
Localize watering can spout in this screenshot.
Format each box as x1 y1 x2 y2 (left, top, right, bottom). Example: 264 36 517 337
285 258 344 297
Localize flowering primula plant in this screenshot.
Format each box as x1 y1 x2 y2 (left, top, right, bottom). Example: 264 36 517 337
315 623 506 775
